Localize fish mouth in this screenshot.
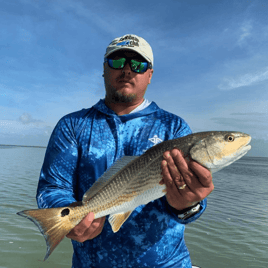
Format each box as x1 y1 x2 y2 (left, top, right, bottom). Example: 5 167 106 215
237 134 251 155
239 135 251 153
224 139 251 167
237 145 251 157
246 135 251 145
244 144 251 151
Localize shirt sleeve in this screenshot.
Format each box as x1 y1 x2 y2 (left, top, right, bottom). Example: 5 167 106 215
162 196 207 224
161 116 207 224
36 116 78 209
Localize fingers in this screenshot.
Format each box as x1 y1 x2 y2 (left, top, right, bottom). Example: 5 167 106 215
86 216 106 240
66 215 106 242
66 202 105 242
161 148 214 210
78 212 95 234
161 150 187 190
169 149 208 191
188 160 213 188
66 212 94 238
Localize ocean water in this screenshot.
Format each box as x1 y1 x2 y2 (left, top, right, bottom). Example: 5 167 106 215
0 147 267 268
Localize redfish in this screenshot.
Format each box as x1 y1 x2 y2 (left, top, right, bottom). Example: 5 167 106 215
17 131 251 260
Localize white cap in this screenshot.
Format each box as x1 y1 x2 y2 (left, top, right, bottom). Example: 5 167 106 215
104 34 154 66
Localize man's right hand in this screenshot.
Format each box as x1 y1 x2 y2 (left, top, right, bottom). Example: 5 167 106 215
66 202 106 243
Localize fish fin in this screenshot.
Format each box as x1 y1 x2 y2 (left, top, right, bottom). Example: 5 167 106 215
17 207 76 260
83 156 138 202
108 210 133 233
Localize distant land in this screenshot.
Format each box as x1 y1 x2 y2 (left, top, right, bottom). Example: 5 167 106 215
1 138 267 157
0 144 46 148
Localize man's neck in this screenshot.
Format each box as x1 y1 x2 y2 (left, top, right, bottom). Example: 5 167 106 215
104 98 144 115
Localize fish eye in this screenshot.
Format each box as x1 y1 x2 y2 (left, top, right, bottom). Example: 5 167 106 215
226 135 235 142
61 208 70 217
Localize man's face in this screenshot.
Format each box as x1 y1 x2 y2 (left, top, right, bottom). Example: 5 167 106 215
104 50 153 105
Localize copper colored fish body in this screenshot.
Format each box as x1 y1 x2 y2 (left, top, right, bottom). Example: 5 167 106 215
17 131 251 260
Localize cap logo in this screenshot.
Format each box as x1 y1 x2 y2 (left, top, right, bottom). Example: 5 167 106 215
119 35 139 42
116 40 139 47
115 35 139 47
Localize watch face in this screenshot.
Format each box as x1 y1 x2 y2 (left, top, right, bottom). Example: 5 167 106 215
177 203 201 220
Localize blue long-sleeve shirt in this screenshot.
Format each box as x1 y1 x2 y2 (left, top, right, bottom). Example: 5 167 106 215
36 99 206 268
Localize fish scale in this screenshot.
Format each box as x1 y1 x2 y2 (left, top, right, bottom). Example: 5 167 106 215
17 131 251 260
87 149 166 218
85 134 210 219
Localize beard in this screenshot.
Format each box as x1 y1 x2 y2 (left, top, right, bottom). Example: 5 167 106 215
111 90 136 103
106 86 137 104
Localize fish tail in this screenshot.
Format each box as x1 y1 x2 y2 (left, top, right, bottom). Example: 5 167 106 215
17 207 76 260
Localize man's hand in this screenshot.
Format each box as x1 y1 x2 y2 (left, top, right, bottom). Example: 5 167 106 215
160 148 214 211
66 202 106 242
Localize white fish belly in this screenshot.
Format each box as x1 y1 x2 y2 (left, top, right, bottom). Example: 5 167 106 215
94 184 166 219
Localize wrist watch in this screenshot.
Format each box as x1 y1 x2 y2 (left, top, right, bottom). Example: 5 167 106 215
177 202 201 220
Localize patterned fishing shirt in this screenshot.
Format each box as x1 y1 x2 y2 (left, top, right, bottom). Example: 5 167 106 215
36 99 207 268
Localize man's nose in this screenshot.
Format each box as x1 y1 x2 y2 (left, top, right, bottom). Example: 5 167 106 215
122 62 132 74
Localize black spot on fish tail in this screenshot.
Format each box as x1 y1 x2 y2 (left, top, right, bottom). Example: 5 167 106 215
61 208 70 217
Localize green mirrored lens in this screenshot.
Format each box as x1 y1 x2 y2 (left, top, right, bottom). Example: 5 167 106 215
131 60 147 73
111 58 126 69
107 57 148 73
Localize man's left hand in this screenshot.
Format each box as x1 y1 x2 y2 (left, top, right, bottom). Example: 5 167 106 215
160 148 214 211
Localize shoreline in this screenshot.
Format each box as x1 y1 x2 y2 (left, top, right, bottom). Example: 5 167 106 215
0 144 46 148
0 145 266 158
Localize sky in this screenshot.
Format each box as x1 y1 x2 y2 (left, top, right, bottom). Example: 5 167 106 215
0 0 267 157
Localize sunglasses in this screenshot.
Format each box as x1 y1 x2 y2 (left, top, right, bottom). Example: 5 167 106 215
104 57 152 73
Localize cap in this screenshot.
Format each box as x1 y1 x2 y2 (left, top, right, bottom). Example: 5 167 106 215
104 34 154 66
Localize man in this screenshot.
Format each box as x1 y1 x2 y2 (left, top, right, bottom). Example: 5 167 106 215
37 34 213 268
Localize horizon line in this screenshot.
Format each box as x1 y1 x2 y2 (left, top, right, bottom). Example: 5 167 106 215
0 144 47 148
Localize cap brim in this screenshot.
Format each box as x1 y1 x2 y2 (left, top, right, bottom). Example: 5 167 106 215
104 47 151 64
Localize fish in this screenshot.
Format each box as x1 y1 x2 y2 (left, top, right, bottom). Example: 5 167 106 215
17 131 251 260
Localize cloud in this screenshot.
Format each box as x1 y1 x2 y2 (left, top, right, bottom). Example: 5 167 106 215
210 114 268 141
230 112 267 116
0 118 53 146
236 21 252 47
0 119 52 135
18 113 43 124
218 67 268 90
184 98 268 144
210 117 265 127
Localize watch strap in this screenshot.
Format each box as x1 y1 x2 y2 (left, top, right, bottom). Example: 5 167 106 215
177 202 201 220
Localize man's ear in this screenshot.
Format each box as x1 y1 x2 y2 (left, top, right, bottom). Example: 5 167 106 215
148 69 154 84
102 63 105 77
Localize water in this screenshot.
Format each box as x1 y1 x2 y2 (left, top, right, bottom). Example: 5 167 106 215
185 156 268 268
0 147 73 268
0 147 267 268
